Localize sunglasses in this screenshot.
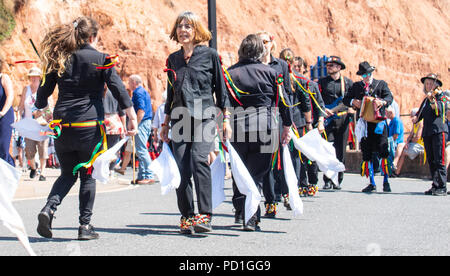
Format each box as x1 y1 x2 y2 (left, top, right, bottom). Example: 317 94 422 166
362 72 372 78
262 39 272 45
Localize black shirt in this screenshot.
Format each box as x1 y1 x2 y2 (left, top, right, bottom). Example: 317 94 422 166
227 58 292 131
289 71 311 128
164 45 230 120
318 75 353 106
36 44 132 123
417 95 448 137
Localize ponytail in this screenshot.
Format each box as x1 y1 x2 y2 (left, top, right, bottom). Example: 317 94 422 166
40 16 99 77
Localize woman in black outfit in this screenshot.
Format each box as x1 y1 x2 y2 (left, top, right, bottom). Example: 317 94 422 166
227 34 292 231
160 11 231 234
35 17 138 240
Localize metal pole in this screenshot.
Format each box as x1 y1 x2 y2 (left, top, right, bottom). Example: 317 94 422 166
208 0 217 49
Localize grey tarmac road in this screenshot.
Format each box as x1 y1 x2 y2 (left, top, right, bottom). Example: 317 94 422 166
1 173 450 256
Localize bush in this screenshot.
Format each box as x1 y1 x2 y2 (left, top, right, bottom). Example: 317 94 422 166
0 0 16 42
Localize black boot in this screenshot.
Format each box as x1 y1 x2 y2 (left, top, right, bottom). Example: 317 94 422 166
78 224 100 240
323 181 332 190
383 182 392 193
37 206 55 239
362 184 376 193
432 187 447 196
332 182 342 190
243 214 260 232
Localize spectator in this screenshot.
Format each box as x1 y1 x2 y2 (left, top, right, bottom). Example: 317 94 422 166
386 105 405 174
103 87 127 178
12 109 26 170
152 90 167 141
19 67 51 181
394 108 424 176
128 74 155 184
0 55 15 166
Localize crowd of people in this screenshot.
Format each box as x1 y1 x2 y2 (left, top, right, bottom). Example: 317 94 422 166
0 11 448 240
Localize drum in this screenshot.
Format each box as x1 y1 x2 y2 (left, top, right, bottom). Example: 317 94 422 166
359 96 386 123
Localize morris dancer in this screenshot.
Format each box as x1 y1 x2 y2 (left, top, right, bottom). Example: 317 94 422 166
278 49 312 204
227 34 292 231
343 61 393 193
256 32 293 217
318 56 353 190
160 11 231 234
35 17 138 240
414 73 447 196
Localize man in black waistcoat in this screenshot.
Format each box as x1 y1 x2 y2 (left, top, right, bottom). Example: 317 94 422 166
343 61 393 193
318 56 353 190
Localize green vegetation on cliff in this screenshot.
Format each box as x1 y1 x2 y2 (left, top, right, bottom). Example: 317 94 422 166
0 0 16 42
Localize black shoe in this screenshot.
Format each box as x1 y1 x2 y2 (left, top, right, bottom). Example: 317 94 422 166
383 182 392 193
39 175 46 181
193 214 212 233
362 184 376 193
37 207 54 239
78 224 99 240
332 183 342 190
424 187 435 195
432 188 447 196
243 215 260 232
323 181 332 190
30 169 37 179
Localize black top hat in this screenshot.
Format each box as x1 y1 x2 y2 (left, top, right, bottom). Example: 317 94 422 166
325 56 346 70
356 61 376 76
421 73 443 87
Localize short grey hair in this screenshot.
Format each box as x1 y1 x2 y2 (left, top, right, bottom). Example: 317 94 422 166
129 74 143 85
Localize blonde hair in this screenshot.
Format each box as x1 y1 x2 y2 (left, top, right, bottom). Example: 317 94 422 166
40 16 99 77
256 31 277 54
169 11 212 44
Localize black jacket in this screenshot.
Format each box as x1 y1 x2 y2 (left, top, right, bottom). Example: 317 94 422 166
289 71 311 128
164 45 230 120
418 94 448 137
343 79 393 119
227 58 292 131
36 44 132 123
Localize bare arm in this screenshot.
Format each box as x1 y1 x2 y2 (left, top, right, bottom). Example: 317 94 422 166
0 74 14 116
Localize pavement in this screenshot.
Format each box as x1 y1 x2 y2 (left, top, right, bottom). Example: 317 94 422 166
2 170 450 256
13 167 137 201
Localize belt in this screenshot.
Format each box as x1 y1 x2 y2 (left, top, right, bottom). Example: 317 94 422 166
44 119 108 175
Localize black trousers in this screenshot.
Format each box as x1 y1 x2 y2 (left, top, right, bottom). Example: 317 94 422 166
423 133 447 189
171 117 215 218
324 115 349 184
360 123 389 161
232 132 273 223
46 126 102 225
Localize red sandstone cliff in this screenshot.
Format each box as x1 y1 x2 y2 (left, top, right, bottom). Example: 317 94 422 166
1 0 449 128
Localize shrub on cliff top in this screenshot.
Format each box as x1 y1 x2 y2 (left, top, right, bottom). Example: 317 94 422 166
0 0 16 42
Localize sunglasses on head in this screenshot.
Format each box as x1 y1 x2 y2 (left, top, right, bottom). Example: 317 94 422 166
362 72 372 78
262 39 272 45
